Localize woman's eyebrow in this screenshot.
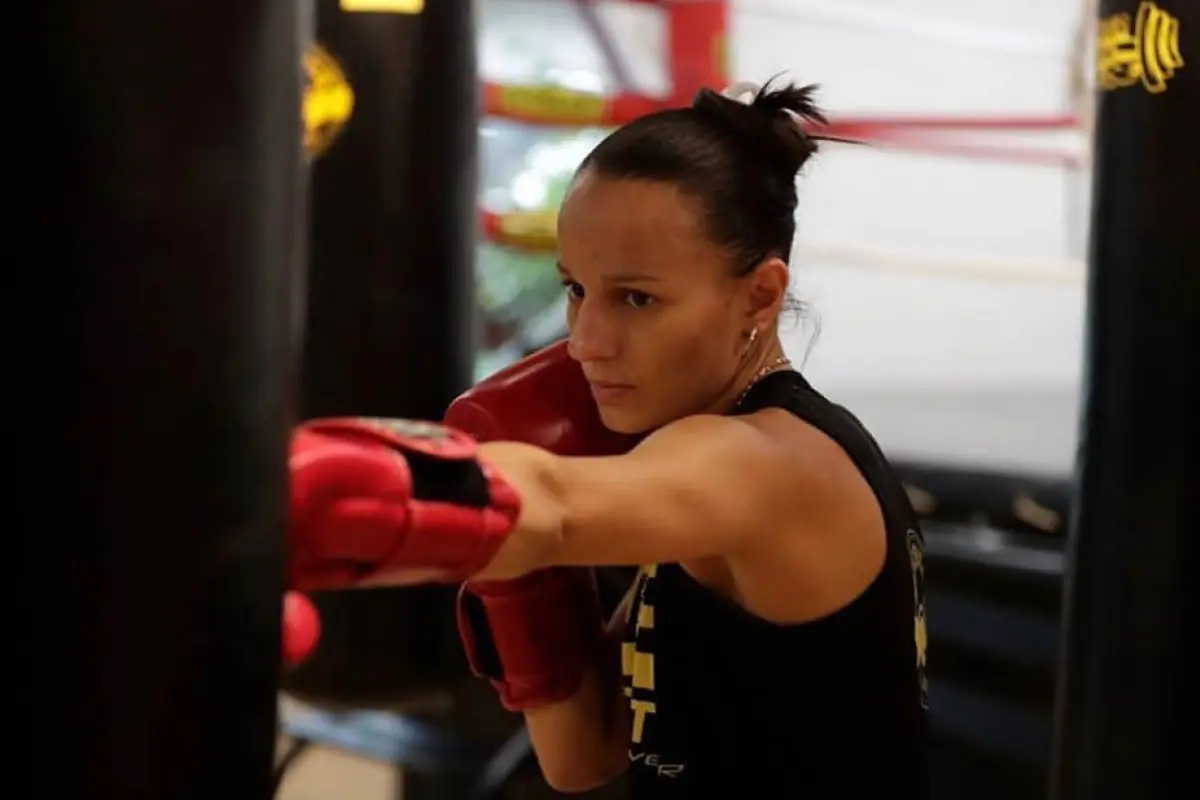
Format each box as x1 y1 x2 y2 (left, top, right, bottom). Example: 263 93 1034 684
557 262 663 283
605 273 664 283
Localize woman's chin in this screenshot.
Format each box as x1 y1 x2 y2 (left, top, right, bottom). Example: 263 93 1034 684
597 406 656 436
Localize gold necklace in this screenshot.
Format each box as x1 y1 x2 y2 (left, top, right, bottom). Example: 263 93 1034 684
736 356 792 406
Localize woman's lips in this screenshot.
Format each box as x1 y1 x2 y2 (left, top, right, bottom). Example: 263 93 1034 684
588 380 635 403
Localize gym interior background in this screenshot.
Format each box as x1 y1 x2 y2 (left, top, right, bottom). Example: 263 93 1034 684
54 0 1193 798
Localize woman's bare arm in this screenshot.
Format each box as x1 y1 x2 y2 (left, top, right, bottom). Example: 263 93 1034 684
522 584 636 792
473 412 818 580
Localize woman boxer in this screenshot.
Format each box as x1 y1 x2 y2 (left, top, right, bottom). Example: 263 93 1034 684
289 79 928 797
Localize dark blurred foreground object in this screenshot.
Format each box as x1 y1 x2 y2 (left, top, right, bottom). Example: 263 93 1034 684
284 0 478 709
1051 1 1197 799
50 0 307 797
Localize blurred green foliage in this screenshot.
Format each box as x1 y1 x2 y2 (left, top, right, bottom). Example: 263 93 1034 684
475 128 609 361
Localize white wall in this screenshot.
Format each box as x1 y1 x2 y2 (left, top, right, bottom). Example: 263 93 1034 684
480 0 1094 474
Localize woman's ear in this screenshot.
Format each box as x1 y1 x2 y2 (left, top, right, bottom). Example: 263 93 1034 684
743 256 789 326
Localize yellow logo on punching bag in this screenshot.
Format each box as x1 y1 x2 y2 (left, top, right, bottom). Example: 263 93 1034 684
303 44 355 159
1097 1 1185 93
340 0 424 12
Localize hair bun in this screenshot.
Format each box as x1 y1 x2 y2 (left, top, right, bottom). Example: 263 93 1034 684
691 77 827 176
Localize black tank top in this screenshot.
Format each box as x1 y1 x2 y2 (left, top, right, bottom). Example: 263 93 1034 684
620 370 929 797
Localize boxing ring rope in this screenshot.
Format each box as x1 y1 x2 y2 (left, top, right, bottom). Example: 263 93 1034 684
482 83 1087 166
482 77 1082 134
479 208 1087 285
483 84 1083 135
478 116 1088 286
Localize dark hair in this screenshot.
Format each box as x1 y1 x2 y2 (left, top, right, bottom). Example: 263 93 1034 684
577 77 828 275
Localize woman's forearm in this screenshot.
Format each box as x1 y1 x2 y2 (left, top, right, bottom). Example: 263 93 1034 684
474 441 569 581
523 636 630 792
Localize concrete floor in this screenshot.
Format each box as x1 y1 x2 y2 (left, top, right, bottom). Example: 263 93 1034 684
273 695 619 800
274 692 551 800
276 736 399 800
277 696 400 800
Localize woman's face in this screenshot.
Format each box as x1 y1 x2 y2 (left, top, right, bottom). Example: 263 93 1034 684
557 172 780 433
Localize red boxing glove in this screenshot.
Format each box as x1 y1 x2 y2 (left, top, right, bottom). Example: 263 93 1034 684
445 339 637 457
456 569 607 710
445 340 635 710
282 591 321 667
288 417 521 591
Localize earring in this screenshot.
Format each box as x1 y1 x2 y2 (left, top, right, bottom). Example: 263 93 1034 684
747 328 759 346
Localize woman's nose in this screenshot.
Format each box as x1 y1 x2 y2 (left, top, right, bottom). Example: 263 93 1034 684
567 299 619 363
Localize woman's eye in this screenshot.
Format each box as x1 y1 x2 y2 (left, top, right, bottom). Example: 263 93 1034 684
624 290 655 309
563 281 584 301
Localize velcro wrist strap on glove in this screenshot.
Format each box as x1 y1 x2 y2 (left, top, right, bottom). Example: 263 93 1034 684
290 417 522 589
457 568 606 711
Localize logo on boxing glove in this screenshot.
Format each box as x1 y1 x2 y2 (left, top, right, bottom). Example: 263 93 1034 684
350 417 480 461
359 417 452 441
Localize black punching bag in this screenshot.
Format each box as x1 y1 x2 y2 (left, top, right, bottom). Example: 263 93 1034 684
1051 3 1196 799
284 0 478 706
51 1 307 797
